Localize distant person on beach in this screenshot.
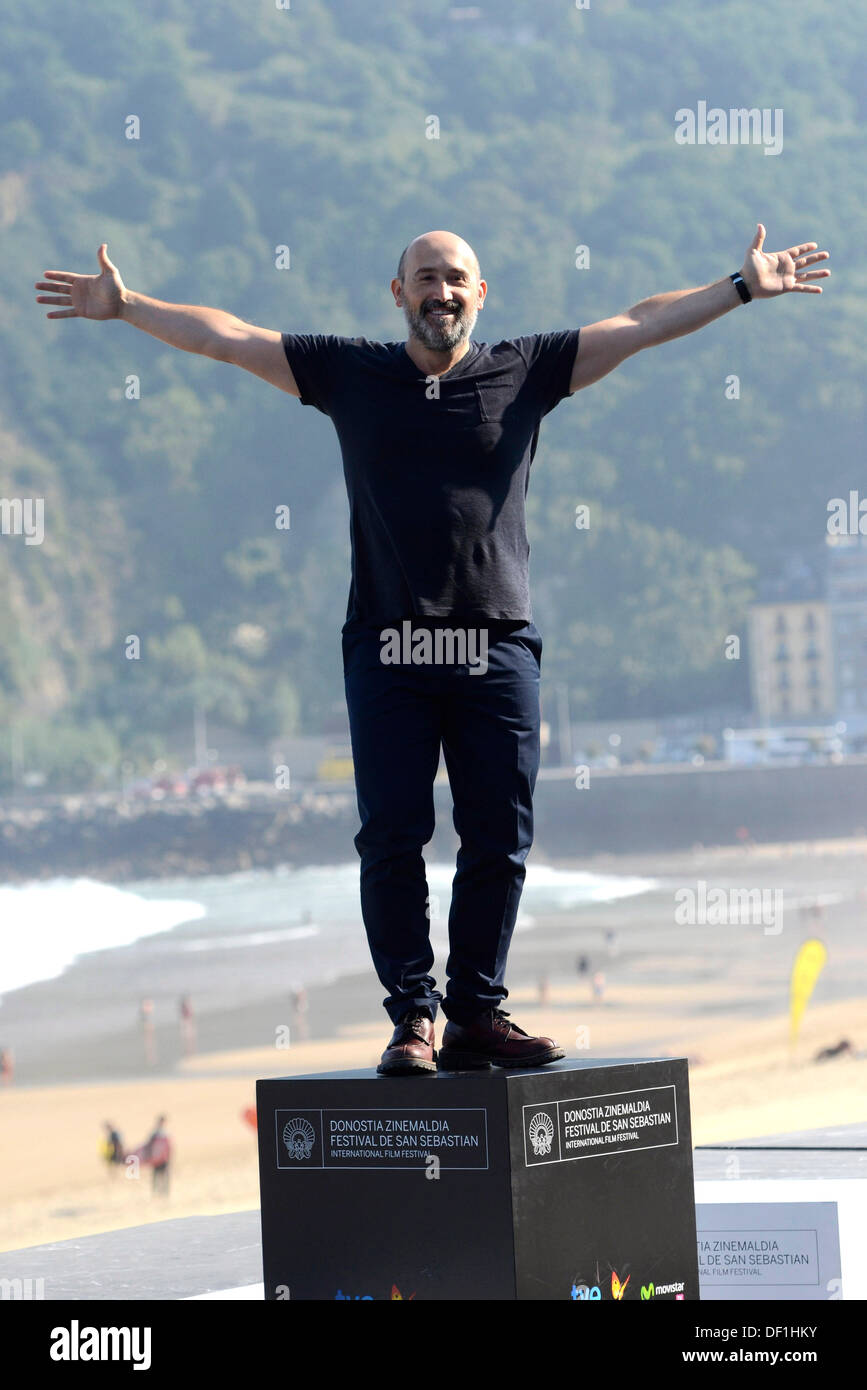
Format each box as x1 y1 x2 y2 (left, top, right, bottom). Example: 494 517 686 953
142 1114 172 1195
139 997 156 1066
290 987 309 1042
101 1121 124 1173
0 1047 14 1086
179 994 196 1055
35 224 829 1075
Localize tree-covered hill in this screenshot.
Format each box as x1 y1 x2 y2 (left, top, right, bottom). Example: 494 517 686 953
1 0 863 784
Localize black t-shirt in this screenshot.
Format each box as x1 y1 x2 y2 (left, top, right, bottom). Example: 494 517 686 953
281 330 580 624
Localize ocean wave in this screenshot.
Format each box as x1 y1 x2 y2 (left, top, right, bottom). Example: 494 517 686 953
0 878 206 999
0 862 656 1001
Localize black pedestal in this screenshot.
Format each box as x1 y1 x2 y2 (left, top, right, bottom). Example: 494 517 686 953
256 1057 699 1300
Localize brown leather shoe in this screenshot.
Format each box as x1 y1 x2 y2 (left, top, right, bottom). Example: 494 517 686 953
377 1009 437 1075
438 1008 564 1070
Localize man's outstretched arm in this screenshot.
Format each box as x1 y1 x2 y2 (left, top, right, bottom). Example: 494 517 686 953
569 223 830 393
35 243 299 396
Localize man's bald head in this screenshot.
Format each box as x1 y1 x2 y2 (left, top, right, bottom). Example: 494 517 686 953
396 230 481 285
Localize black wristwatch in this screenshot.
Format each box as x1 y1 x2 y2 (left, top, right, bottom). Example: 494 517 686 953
730 271 752 304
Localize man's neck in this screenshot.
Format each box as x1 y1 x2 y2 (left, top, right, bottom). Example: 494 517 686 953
403 336 472 378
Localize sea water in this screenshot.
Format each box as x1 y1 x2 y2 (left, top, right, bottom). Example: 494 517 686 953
0 862 657 1003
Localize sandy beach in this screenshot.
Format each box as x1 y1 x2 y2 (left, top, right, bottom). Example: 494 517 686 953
1 838 865 1254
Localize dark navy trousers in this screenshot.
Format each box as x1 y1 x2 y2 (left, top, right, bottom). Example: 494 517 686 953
341 619 542 1024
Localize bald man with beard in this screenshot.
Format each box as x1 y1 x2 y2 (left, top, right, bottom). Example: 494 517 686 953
36 225 829 1074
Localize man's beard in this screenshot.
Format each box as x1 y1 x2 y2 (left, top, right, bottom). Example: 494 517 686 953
402 296 479 351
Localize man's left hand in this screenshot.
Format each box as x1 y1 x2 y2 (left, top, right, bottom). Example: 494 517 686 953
741 223 830 299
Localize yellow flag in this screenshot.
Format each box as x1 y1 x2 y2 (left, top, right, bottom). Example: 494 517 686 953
789 938 827 1046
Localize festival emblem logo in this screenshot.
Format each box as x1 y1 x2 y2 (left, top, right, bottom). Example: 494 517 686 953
282 1116 316 1160
528 1111 555 1158
611 1270 630 1300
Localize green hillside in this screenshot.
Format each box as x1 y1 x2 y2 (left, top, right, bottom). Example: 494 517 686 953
1 0 863 785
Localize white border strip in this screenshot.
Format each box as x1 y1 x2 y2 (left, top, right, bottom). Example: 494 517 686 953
695 1178 867 1300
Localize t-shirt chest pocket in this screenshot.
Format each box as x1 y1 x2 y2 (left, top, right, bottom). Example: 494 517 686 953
423 377 485 430
427 379 509 434
473 379 511 424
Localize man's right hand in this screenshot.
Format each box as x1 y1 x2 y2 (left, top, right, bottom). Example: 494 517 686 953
35 242 125 320
34 244 299 395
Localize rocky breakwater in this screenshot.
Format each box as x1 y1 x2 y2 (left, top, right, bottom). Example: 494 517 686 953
0 785 358 882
